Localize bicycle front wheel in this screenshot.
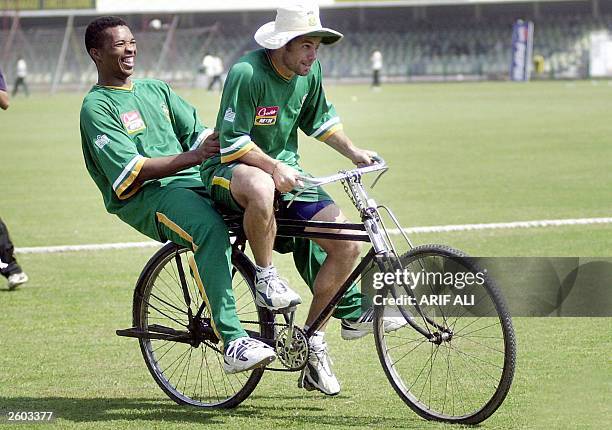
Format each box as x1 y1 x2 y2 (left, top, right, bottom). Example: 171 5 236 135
373 244 516 424
133 243 272 408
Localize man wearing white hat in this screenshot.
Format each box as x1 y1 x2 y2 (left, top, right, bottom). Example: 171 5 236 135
201 0 405 396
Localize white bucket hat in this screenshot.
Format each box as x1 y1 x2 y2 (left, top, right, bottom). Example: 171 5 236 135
254 1 343 50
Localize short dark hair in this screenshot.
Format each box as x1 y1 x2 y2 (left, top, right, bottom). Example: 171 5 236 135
85 16 128 55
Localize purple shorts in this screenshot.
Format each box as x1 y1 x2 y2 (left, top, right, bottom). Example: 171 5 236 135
279 199 334 221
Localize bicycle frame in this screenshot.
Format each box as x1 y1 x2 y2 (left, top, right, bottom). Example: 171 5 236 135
120 159 434 348
222 159 433 341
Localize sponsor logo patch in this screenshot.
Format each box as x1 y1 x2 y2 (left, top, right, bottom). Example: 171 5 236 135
94 134 110 149
254 106 278 126
224 107 236 123
120 110 146 134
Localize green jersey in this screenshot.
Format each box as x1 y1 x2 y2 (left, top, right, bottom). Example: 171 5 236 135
80 79 213 216
201 49 342 172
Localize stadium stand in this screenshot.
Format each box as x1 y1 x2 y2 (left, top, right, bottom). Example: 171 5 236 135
1 1 610 89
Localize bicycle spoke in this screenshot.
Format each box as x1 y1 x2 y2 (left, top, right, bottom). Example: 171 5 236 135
455 320 501 338
145 301 189 328
389 337 429 367
163 346 192 381
448 343 503 375
150 292 189 316
385 337 425 352
453 334 505 355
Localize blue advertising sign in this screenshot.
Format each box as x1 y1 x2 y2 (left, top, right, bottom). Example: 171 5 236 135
510 20 534 81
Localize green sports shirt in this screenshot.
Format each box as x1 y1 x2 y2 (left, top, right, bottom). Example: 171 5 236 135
201 49 342 173
80 79 213 216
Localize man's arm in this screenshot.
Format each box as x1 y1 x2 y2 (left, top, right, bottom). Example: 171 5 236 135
236 145 302 193
323 129 377 167
132 132 219 187
81 96 218 200
0 90 9 110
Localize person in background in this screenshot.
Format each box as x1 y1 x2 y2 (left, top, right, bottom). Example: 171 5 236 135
0 66 10 109
202 52 224 92
0 218 29 290
12 57 29 97
370 49 383 89
0 70 27 290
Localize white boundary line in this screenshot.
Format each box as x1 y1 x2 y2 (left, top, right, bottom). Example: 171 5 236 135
14 217 612 255
390 217 612 234
16 241 160 254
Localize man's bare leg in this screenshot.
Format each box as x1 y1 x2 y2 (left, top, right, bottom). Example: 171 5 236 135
304 204 362 329
230 165 276 267
230 164 301 310
298 203 361 395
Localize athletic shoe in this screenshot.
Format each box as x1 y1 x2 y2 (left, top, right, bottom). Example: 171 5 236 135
341 307 409 340
298 338 340 396
7 272 28 290
223 337 276 374
254 266 301 310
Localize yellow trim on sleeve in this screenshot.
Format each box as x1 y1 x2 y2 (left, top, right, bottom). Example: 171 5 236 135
116 157 147 200
220 141 256 163
155 212 199 252
212 176 231 190
317 124 343 142
188 255 222 343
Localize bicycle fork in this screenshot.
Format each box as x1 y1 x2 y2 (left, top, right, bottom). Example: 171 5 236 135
345 178 445 341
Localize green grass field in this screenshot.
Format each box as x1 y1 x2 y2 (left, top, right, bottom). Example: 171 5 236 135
0 81 611 429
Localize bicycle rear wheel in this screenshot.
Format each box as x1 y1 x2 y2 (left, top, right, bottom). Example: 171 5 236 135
373 244 516 424
133 242 272 408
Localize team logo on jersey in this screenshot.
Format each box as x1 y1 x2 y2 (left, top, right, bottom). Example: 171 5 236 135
254 106 278 126
120 110 146 134
161 103 170 121
224 107 236 123
94 134 110 149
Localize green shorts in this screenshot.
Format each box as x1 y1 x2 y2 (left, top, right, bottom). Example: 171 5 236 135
201 162 333 214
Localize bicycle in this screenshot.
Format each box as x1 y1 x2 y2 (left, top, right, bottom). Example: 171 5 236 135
116 158 516 425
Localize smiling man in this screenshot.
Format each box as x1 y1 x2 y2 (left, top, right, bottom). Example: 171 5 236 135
200 1 406 396
79 16 277 374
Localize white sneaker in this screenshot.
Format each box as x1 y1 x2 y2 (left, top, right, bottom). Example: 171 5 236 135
223 337 276 374
298 337 340 396
7 272 28 290
254 266 301 310
341 308 409 340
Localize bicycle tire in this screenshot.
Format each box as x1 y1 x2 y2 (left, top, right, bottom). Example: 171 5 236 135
133 242 274 408
373 244 516 424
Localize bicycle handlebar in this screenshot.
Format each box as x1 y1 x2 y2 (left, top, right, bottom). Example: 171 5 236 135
296 157 388 188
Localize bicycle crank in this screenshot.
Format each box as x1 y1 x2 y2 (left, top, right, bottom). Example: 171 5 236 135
274 325 309 371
